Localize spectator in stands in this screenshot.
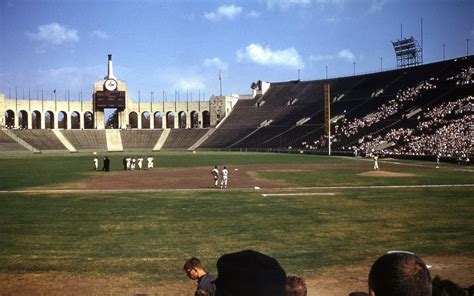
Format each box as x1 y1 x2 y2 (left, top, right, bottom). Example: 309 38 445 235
432 276 467 296
213 249 287 296
102 156 110 171
368 252 432 296
183 257 216 296
286 275 307 296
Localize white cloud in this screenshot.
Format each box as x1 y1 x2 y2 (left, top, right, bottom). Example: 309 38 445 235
367 0 386 14
26 22 79 46
204 4 243 21
247 10 262 18
173 77 206 91
91 30 110 40
310 49 355 63
203 57 228 70
237 43 304 69
264 0 311 10
337 49 355 61
325 16 338 23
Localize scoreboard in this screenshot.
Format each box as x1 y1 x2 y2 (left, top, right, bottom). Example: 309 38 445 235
94 91 126 110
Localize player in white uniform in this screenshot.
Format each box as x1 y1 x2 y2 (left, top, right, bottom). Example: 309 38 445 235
147 156 154 170
93 157 99 171
131 157 136 170
137 156 143 170
211 166 219 188
220 166 229 189
126 157 131 170
373 154 379 170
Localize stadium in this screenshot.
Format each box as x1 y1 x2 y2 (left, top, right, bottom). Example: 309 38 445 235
1 1 473 295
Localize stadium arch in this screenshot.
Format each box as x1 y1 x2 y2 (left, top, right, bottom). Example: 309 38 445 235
45 111 55 129
57 111 67 129
5 110 14 127
71 111 80 129
141 111 150 129
166 111 175 128
154 112 163 129
31 110 41 129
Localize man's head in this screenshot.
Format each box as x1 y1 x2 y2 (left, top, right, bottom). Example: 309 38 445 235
213 249 287 296
368 252 432 296
286 275 307 296
184 257 206 281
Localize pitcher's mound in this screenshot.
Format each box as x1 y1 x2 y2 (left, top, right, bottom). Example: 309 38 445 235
358 170 417 177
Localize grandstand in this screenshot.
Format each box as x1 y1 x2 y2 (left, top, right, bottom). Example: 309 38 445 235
0 56 472 160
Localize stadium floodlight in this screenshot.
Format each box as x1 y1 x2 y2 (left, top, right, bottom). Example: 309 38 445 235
391 36 423 68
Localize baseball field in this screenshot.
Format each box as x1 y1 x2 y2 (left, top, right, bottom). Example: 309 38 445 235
0 151 473 295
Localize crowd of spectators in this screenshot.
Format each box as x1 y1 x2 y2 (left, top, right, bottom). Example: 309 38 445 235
184 250 472 296
300 67 472 162
2 124 27 130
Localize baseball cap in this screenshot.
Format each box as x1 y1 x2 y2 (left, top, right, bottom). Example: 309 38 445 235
213 249 287 296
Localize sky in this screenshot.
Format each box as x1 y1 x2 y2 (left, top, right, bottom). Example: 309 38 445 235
0 0 472 102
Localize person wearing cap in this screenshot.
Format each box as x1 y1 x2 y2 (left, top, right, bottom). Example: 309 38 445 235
184 257 216 296
368 252 432 296
213 249 287 296
211 166 219 188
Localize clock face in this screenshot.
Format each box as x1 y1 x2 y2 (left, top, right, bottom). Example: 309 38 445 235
104 79 117 91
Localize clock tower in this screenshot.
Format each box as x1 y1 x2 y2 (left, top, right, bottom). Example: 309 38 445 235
93 54 129 129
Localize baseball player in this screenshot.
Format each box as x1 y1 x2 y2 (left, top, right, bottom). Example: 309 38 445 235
93 157 99 171
137 156 143 170
373 154 379 170
147 156 154 170
220 166 229 189
211 166 219 188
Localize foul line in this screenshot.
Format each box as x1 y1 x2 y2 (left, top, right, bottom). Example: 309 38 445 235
0 184 473 194
262 192 335 197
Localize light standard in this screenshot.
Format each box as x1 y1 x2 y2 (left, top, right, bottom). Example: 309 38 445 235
467 39 470 56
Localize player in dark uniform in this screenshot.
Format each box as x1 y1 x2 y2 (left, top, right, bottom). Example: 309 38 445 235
102 156 110 171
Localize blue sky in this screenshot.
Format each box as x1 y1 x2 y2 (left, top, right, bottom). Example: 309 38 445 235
0 0 472 102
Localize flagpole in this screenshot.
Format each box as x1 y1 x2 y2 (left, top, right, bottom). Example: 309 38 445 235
220 69 222 96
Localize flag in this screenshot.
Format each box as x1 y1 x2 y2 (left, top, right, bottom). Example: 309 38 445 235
219 70 222 81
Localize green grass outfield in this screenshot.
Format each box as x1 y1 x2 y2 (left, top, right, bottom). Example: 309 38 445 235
0 152 473 285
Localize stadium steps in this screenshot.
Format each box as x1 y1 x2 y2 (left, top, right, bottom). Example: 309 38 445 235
188 128 216 150
105 129 123 151
153 128 170 151
55 130 77 152
2 129 40 153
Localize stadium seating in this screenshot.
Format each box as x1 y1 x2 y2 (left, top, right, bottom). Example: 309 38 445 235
61 130 107 151
161 129 209 150
0 130 28 151
200 56 473 160
120 129 163 150
10 130 67 151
